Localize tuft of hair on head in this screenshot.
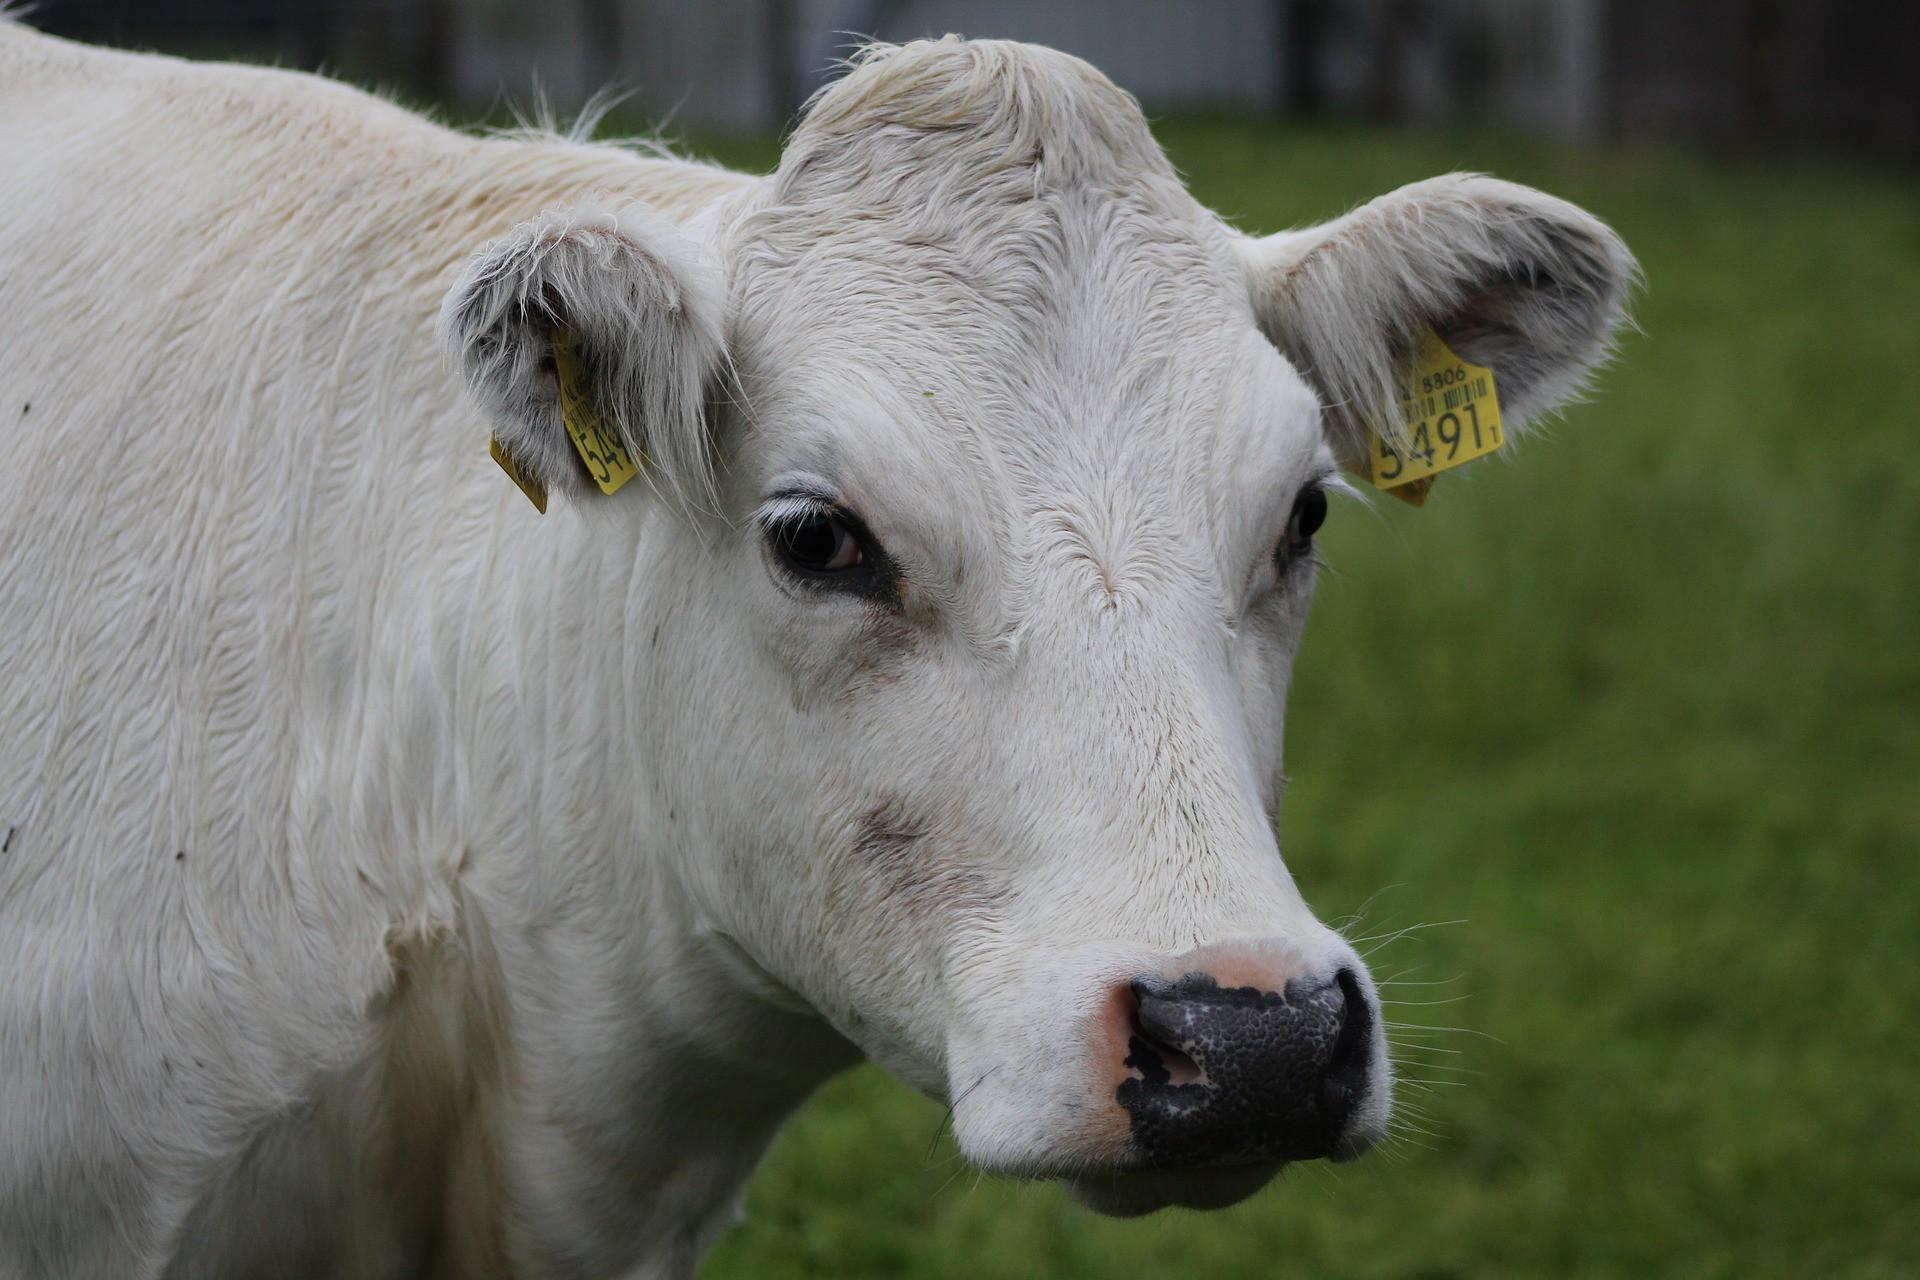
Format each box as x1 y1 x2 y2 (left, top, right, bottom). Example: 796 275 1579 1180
778 36 1174 192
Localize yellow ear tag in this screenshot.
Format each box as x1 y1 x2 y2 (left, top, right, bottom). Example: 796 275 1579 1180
1358 330 1504 506
553 330 641 497
489 436 548 514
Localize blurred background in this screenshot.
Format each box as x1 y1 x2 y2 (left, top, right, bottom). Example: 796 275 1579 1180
29 0 1920 156
25 2 1917 1276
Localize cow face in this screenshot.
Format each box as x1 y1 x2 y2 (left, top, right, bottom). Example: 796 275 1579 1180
444 39 1633 1215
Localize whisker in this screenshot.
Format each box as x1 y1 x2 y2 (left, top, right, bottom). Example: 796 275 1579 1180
930 1157 974 1199
1381 1022 1505 1044
1374 971 1467 988
1330 882 1409 935
1390 1110 1444 1132
1357 922 1469 961
927 1067 997 1163
1346 918 1467 947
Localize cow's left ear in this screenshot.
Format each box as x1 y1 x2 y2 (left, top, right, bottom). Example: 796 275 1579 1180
440 200 726 505
1241 174 1637 469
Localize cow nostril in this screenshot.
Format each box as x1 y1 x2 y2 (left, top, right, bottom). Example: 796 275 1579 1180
1125 981 1205 1086
1132 1026 1204 1087
1319 969 1372 1121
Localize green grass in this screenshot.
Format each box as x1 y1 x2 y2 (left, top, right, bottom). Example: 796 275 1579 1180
679 120 1920 1277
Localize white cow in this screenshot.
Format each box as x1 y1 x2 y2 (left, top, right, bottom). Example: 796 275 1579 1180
0 22 1635 1279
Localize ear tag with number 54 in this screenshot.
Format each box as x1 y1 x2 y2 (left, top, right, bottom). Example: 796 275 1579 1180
488 330 644 514
1357 330 1504 507
554 330 641 496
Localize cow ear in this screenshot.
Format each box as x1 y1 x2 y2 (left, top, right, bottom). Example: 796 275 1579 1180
440 200 727 506
1242 174 1637 470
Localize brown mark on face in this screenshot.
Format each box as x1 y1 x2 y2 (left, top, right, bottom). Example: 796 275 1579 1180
848 797 1001 923
839 609 922 699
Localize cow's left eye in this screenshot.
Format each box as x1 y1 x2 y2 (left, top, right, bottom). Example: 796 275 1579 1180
1281 484 1328 564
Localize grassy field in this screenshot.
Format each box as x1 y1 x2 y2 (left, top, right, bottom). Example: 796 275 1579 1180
671 120 1919 1278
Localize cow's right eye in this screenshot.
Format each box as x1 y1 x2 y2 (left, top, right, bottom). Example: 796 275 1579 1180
757 487 897 601
760 499 900 603
772 512 865 577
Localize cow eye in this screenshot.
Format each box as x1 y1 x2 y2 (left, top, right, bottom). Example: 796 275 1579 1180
764 502 890 595
771 511 864 576
758 488 899 602
1281 484 1328 564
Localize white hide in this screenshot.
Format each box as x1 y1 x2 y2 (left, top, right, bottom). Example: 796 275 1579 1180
0 24 1634 1279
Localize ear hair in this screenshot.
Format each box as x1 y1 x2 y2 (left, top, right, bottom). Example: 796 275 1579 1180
440 199 726 507
1243 174 1638 467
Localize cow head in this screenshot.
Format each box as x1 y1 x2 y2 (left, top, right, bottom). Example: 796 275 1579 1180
443 38 1634 1216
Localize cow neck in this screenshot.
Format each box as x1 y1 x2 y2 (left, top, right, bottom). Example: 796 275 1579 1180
448 499 859 1272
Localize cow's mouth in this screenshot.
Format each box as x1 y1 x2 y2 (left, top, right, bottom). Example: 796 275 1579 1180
1062 1162 1283 1218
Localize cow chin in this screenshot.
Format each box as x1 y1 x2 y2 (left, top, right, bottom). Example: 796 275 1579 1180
1063 1163 1282 1218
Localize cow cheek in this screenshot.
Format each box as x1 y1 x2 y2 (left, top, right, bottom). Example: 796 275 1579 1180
795 801 1007 1073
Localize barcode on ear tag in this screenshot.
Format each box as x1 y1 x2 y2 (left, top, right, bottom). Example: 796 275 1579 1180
553 330 641 496
1360 330 1504 502
490 435 548 513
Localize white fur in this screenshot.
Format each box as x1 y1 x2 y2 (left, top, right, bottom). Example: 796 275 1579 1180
0 26 1633 1279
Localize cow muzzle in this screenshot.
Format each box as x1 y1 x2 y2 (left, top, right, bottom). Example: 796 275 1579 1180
945 936 1390 1216
1066 940 1386 1215
1120 967 1372 1166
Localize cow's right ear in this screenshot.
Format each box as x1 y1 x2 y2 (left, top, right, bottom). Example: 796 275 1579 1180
440 200 727 505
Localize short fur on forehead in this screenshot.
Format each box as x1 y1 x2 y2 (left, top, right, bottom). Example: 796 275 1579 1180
777 37 1180 203
724 37 1250 461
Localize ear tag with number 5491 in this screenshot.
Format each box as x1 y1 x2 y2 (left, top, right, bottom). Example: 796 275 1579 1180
1357 330 1504 507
